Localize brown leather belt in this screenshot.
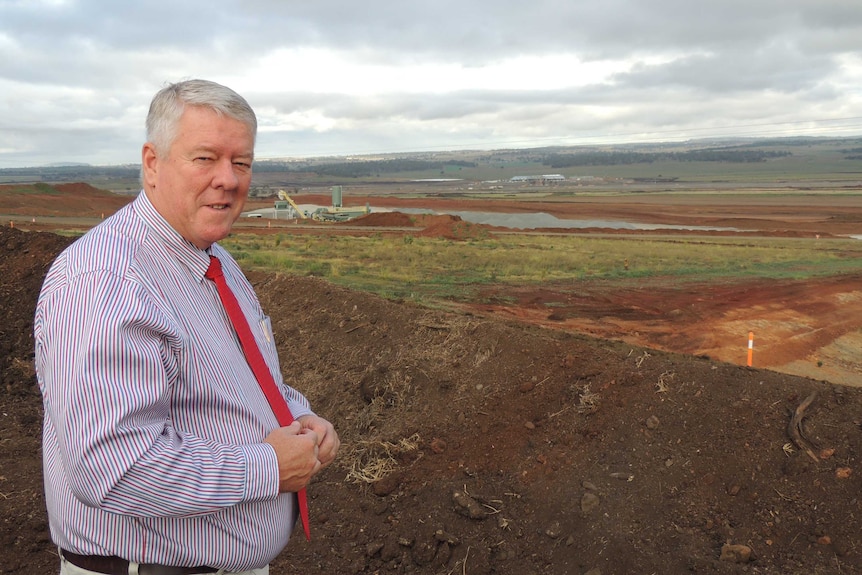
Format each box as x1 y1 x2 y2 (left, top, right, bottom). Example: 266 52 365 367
60 549 217 575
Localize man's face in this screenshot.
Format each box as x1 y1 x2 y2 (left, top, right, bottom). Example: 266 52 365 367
142 105 254 250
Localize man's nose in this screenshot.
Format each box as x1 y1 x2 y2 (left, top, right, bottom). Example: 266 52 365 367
212 159 240 190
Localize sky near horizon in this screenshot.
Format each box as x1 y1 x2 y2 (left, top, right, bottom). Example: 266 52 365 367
2 0 862 168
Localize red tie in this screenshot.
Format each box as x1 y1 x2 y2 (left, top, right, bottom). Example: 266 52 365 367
205 255 311 541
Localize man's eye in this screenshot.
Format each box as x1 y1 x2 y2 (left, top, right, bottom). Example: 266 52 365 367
234 161 252 169
195 156 214 162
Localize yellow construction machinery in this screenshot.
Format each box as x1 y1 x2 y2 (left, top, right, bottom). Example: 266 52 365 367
275 190 308 219
310 186 371 222
275 187 370 222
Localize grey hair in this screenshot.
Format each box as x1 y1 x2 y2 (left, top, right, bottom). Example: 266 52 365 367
145 79 258 156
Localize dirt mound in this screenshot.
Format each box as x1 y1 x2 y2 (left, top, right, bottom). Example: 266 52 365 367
0 182 131 218
350 212 497 241
3 224 862 574
351 211 417 227
0 227 74 395
414 214 494 240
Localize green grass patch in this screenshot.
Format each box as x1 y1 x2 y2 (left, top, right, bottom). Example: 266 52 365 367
222 232 862 304
3 183 61 195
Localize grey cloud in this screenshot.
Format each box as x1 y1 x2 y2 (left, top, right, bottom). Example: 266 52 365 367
5 0 862 66
240 0 862 63
614 48 837 94
2 0 862 167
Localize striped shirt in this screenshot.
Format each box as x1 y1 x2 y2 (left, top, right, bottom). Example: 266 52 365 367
34 191 313 572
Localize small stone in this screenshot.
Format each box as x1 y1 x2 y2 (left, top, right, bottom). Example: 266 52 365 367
719 543 753 563
430 437 447 453
435 542 452 566
366 541 384 557
545 520 562 539
581 492 600 514
452 490 487 520
380 537 401 562
372 472 402 497
411 541 435 565
645 415 660 429
434 529 458 545
490 545 517 562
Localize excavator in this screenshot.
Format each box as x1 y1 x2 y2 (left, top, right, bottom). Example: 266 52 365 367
275 190 308 219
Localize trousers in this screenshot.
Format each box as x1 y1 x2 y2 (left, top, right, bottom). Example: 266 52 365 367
60 556 270 575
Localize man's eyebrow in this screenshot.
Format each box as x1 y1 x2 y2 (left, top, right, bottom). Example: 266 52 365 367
189 145 253 158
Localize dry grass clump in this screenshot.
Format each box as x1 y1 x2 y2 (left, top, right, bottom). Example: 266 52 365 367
345 434 422 484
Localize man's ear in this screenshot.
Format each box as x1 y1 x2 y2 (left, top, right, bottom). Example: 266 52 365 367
141 143 158 189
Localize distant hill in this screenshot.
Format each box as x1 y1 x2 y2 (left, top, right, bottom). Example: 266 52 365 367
3 136 862 188
0 182 132 217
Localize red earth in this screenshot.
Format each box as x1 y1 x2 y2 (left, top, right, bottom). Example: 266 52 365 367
238 189 862 387
2 183 862 574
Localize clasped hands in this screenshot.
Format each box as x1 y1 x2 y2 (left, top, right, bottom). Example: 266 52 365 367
264 415 339 493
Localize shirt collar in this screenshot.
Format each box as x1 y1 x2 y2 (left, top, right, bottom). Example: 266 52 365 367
134 191 213 282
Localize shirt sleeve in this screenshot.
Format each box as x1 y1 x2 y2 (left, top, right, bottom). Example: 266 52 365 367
37 269 281 518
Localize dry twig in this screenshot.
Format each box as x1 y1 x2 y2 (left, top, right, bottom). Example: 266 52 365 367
788 391 819 463
636 351 651 368
344 322 369 333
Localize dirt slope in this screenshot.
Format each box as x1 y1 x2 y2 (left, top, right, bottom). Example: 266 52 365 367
3 224 862 575
464 275 862 386
0 183 130 217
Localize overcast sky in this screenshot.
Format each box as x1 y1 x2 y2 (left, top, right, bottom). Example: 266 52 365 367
2 0 862 168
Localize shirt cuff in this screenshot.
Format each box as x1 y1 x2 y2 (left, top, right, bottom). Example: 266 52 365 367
239 443 281 502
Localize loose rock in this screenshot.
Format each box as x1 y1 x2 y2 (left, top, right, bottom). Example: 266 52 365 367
452 490 487 519
720 543 753 563
581 492 600 514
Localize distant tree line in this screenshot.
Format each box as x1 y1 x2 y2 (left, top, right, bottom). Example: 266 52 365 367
543 149 791 168
250 161 302 172
840 147 862 160
1 159 481 181
293 159 477 178
252 158 477 177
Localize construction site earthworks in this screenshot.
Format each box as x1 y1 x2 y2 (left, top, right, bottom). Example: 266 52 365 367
3 180 862 574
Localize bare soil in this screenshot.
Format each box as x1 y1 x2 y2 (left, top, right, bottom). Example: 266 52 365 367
3 183 862 574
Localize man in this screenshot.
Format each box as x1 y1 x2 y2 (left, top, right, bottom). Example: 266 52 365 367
34 79 339 575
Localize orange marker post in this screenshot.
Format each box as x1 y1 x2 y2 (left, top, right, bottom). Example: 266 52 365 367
747 331 754 367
